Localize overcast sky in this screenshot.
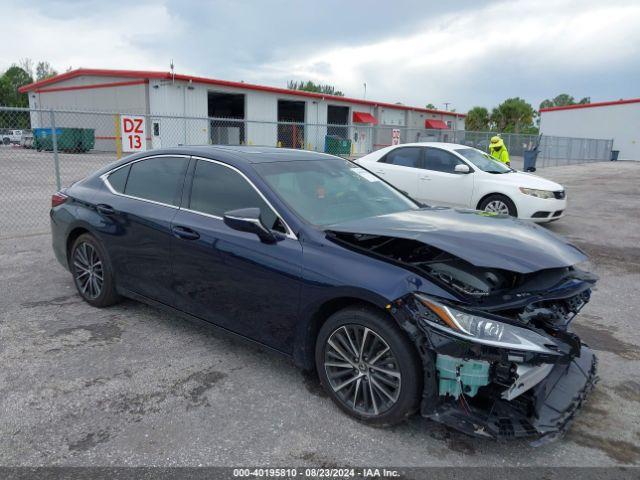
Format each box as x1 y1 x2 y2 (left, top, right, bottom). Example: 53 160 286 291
3 0 639 112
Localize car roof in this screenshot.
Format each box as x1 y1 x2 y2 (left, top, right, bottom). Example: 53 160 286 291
386 142 472 152
156 145 340 164
356 142 480 162
92 145 345 179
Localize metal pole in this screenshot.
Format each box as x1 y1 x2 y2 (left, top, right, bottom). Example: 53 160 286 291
183 87 187 145
114 114 122 159
50 109 61 190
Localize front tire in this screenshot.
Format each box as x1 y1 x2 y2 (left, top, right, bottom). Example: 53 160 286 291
479 194 518 217
70 233 120 307
315 306 422 426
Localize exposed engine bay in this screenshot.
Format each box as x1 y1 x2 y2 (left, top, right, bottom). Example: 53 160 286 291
328 232 594 303
327 230 599 443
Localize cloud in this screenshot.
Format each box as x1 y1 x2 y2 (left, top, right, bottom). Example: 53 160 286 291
0 0 182 72
251 0 640 110
2 0 639 112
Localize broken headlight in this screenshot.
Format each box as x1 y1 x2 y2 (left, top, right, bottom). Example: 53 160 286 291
414 294 558 354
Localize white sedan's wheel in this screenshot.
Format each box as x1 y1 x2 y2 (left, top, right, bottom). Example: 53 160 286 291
484 200 510 215
479 194 518 217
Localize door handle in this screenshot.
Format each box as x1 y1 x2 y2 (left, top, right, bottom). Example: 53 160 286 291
96 204 115 215
172 225 200 240
374 169 386 175
419 176 431 181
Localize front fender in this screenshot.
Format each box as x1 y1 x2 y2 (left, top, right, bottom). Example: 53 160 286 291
291 286 393 370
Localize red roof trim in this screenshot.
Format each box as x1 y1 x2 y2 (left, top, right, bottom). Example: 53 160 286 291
540 98 640 112
33 79 148 94
19 68 465 117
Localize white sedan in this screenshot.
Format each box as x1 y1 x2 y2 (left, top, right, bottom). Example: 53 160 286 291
356 142 567 223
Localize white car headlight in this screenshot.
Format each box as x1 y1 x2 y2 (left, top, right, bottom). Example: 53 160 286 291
519 187 556 199
414 294 558 354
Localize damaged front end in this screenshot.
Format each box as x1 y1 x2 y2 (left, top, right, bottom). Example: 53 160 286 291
397 292 597 444
327 222 599 443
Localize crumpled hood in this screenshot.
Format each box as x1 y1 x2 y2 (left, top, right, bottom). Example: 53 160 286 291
326 208 586 273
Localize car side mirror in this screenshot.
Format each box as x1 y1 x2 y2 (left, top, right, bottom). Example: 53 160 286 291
454 164 471 174
223 207 280 244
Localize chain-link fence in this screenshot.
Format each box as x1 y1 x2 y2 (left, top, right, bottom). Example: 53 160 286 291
0 106 614 237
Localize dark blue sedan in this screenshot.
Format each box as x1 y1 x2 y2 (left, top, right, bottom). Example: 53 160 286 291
50 146 597 442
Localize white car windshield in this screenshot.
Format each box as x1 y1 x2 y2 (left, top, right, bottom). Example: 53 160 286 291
255 158 419 226
455 148 511 174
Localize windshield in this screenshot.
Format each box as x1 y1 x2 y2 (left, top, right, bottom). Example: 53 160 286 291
455 148 511 173
254 158 418 226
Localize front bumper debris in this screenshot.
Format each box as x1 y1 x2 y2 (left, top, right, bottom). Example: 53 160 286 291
392 289 599 443
423 346 597 443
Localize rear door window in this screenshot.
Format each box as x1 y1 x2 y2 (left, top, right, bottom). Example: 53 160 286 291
107 165 131 193
189 160 280 230
124 156 188 206
382 147 422 168
423 148 463 173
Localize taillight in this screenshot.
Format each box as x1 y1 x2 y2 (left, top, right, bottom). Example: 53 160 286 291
51 191 68 208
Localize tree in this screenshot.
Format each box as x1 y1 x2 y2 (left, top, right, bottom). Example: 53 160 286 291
287 80 344 96
539 99 554 109
552 94 575 106
490 97 535 134
19 58 34 79
425 103 436 109
0 65 33 107
465 106 490 131
0 65 33 129
36 61 58 81
539 93 591 110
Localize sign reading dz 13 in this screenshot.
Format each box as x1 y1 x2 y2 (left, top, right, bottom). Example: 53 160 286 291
120 115 147 152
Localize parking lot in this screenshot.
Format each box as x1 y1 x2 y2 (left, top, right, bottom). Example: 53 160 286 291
1 155 639 467
0 147 117 238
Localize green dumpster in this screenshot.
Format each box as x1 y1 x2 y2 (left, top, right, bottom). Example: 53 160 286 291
33 128 95 153
324 135 351 156
78 128 95 152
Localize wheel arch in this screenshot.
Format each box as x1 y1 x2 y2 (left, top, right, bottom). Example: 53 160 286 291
66 227 91 266
65 221 103 269
293 294 399 372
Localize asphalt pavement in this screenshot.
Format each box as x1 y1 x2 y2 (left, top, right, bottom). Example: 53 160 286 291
1 161 639 467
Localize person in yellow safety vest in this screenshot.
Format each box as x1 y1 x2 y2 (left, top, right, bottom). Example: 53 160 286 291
489 136 510 166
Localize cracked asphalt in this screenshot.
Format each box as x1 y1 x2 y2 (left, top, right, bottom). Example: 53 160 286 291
1 161 639 467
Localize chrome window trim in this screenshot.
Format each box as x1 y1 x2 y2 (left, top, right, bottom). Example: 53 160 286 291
100 153 297 240
100 154 191 210
189 156 297 240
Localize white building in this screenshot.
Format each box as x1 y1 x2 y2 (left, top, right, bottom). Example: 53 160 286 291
540 98 640 161
19 68 465 154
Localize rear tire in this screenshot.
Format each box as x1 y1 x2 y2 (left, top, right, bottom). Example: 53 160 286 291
315 306 422 426
479 194 518 217
70 233 120 307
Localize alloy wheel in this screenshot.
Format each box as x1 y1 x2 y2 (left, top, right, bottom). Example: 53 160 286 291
324 324 401 416
484 200 510 215
72 242 104 299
